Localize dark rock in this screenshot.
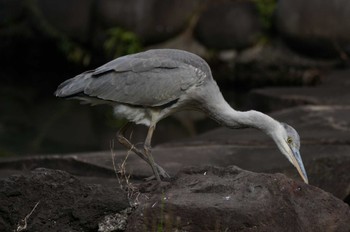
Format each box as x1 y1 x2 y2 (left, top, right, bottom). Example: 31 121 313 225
230 41 337 88
194 1 262 50
98 208 132 232
251 87 350 112
250 69 350 112
163 105 350 148
0 168 129 232
96 0 201 44
3 143 350 185
126 166 350 231
276 0 350 58
250 87 322 112
271 105 350 145
274 155 350 202
236 41 338 68
36 0 93 42
0 155 116 179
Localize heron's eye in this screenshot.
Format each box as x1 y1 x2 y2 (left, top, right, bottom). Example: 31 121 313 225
287 137 293 144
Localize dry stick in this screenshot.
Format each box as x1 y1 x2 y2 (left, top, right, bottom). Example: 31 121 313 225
121 127 133 184
110 139 123 188
110 139 133 189
15 201 40 232
110 137 141 205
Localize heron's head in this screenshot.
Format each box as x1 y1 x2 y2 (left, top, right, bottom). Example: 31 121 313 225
271 122 308 184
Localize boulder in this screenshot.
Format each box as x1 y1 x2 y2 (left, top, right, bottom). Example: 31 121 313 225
194 1 262 50
3 143 349 186
126 166 350 231
231 41 337 88
96 0 201 44
0 168 129 232
274 155 350 202
163 105 350 148
276 0 350 57
250 69 350 112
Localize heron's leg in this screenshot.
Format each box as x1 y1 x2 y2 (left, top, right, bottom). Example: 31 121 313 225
144 125 161 182
117 122 149 163
117 123 170 180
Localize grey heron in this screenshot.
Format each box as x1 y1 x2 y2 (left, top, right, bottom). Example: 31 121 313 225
55 49 308 183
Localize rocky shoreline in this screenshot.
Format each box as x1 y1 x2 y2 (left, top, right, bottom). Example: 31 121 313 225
1 0 350 231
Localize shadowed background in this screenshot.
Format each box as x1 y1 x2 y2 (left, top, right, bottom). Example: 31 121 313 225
1 0 349 156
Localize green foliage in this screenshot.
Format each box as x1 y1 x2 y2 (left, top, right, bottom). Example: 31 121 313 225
104 27 142 58
253 0 277 31
59 39 91 66
24 0 91 66
0 149 14 157
6 1 142 66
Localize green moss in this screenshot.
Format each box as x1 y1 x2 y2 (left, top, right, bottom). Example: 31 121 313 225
59 39 91 66
22 0 91 65
253 0 277 31
104 27 142 58
3 0 143 66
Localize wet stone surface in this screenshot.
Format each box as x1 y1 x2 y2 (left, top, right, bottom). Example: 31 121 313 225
0 168 129 232
126 166 350 232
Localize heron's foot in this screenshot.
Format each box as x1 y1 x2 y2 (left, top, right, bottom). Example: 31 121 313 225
155 163 171 179
117 125 167 182
143 163 170 181
144 145 161 182
144 163 171 181
144 172 170 182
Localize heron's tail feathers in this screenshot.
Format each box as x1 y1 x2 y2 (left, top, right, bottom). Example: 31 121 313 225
55 71 93 97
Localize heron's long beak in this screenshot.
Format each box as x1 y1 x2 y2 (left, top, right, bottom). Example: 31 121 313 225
289 146 308 184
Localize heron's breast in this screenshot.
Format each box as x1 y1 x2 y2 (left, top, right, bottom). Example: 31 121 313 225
113 104 152 126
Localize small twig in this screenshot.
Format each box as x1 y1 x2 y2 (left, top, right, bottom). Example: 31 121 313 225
15 201 40 232
110 140 123 188
110 138 141 206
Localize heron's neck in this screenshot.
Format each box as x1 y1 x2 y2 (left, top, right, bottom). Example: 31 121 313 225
205 97 279 135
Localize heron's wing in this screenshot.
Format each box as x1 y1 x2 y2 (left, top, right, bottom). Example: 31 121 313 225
92 56 179 75
83 57 204 106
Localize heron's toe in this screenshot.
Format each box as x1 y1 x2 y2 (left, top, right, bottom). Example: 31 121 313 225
155 164 171 178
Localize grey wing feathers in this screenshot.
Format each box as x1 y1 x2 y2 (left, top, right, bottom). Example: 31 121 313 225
55 70 94 97
55 50 206 107
84 62 199 106
92 56 180 75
